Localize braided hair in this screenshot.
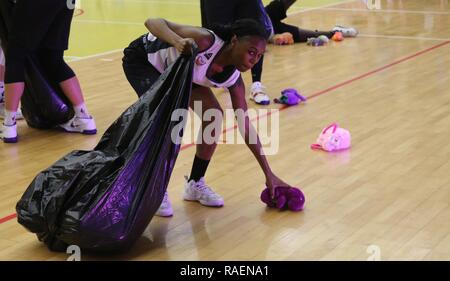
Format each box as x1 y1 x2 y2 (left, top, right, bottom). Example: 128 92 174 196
210 18 269 43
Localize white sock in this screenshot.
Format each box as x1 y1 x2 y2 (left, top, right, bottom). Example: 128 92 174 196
74 103 90 118
4 109 16 126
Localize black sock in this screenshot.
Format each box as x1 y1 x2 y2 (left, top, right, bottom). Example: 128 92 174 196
189 155 210 182
251 55 264 83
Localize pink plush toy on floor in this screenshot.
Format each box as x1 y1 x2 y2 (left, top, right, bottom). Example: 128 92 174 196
260 186 306 212
311 123 351 152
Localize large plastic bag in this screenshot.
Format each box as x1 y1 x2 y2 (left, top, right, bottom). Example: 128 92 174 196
16 53 195 252
0 0 74 129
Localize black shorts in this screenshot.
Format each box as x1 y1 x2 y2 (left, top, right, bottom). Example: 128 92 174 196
8 0 75 51
122 36 201 97
122 36 162 97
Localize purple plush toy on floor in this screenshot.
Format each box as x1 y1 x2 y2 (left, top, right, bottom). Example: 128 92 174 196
274 88 307 106
260 186 306 211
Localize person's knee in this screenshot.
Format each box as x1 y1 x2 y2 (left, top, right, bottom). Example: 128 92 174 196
39 49 75 82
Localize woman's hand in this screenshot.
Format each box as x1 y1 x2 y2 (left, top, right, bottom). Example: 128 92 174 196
175 38 196 55
265 173 291 199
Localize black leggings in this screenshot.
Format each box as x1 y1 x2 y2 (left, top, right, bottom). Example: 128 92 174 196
200 0 265 83
5 0 75 83
265 0 334 42
38 49 75 83
6 47 75 84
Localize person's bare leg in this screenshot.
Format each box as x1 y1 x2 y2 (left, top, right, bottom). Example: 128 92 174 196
58 76 96 134
4 83 24 113
0 64 4 84
189 86 223 161
178 86 225 208
59 76 84 106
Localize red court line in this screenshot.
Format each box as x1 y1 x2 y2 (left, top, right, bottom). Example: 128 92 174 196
308 40 450 100
0 213 17 224
1 40 448 225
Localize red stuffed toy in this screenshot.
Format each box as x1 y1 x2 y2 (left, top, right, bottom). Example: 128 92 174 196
260 186 305 211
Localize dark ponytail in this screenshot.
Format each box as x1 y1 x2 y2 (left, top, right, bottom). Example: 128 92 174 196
210 18 268 42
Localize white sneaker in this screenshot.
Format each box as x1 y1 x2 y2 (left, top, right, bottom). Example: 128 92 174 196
183 176 224 207
250 82 270 105
0 122 18 143
332 25 359 37
155 191 173 217
59 115 97 135
0 103 24 120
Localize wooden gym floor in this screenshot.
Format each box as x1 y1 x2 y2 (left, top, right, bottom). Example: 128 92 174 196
0 0 449 260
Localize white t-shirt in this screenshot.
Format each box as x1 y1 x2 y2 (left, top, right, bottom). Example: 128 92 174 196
144 30 240 89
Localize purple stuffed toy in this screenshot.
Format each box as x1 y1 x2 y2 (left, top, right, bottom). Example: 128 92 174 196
260 186 305 211
274 88 307 106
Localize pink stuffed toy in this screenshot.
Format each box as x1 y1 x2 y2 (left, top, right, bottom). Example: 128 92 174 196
260 186 305 211
311 123 351 152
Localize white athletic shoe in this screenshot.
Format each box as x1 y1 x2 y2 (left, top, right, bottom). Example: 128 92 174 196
183 176 224 207
0 103 24 120
155 191 174 217
0 122 18 143
332 25 359 37
59 115 97 135
250 82 270 105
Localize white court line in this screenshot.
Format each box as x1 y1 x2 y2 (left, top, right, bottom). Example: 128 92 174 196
287 0 358 16
66 49 123 62
102 0 198 5
320 7 450 15
64 56 82 60
73 19 142 25
358 34 450 41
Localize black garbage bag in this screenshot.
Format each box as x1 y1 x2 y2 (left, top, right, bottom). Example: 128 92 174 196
0 0 74 129
20 55 74 129
16 53 194 252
